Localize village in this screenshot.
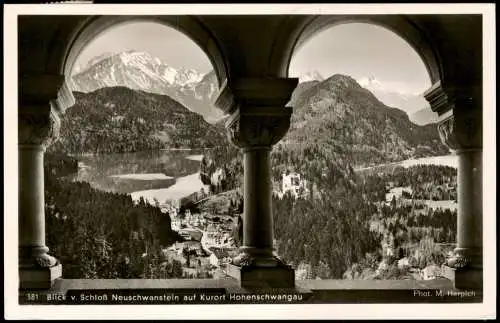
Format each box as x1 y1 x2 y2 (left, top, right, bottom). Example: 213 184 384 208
157 196 240 279
150 171 309 279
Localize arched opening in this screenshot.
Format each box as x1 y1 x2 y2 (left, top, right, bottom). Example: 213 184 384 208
45 20 236 280
284 16 442 84
62 16 229 87
66 19 226 123
269 22 457 281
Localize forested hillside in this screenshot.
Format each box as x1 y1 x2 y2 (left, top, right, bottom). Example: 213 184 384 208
285 74 448 168
44 162 184 279
272 164 457 280
50 87 226 154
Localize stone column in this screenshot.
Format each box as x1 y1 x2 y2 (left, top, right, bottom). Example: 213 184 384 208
18 109 62 289
214 78 298 288
227 108 291 265
437 112 482 289
242 147 273 254
18 76 74 289
453 147 482 268
425 82 482 289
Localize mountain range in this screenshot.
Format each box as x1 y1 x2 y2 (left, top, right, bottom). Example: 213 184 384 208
71 50 438 125
70 51 223 123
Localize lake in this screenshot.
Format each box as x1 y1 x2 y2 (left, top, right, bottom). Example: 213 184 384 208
355 154 458 172
398 154 458 168
67 151 458 207
66 150 209 205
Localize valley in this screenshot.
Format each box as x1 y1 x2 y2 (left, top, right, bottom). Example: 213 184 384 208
43 50 457 281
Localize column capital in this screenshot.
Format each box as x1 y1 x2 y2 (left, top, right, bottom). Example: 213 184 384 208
437 108 482 151
425 81 483 151
225 106 293 149
18 75 75 147
19 105 62 147
214 77 298 149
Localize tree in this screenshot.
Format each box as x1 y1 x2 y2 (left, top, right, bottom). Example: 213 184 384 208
391 195 397 208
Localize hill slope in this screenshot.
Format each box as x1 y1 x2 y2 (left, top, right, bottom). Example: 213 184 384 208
51 87 226 154
283 74 448 168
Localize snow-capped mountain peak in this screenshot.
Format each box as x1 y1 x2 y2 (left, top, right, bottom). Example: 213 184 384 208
73 50 207 88
71 50 223 121
357 75 387 92
118 50 154 66
173 68 205 86
298 71 324 83
162 66 178 85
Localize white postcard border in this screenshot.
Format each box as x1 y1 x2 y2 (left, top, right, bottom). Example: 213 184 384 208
4 3 496 320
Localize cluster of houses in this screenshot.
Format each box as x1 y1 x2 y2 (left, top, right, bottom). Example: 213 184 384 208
161 202 207 232
295 263 314 280
161 241 209 278
165 206 236 248
163 241 204 259
394 258 443 280
201 223 234 249
156 196 239 278
110 113 146 126
379 231 445 281
160 236 238 278
174 210 208 232
208 247 236 268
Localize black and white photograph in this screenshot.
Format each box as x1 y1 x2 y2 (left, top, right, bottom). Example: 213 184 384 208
4 3 496 320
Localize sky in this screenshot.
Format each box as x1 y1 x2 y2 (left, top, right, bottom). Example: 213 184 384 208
289 23 431 95
74 22 214 74
74 22 431 95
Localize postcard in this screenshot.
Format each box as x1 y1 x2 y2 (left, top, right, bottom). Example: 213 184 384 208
4 2 496 320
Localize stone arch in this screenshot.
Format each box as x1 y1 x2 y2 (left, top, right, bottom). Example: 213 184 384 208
271 15 442 85
57 15 230 86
